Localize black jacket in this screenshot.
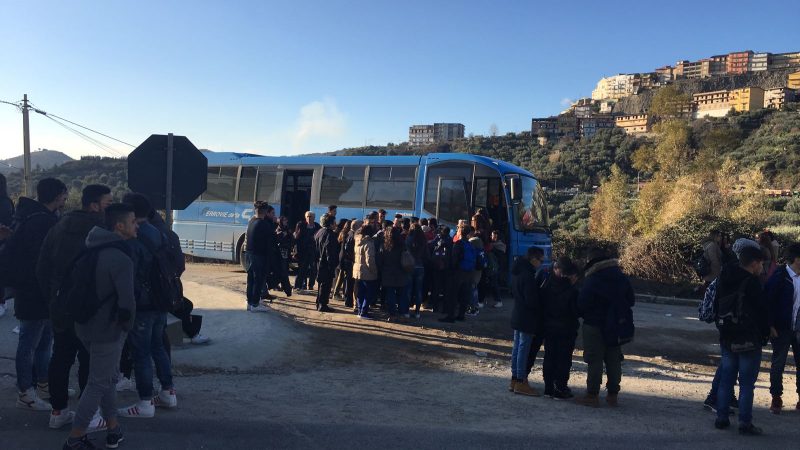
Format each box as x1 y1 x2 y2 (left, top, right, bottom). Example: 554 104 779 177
276 224 294 260
542 274 580 337
295 221 321 259
0 195 13 227
716 263 769 349
0 197 58 320
339 229 356 268
246 218 276 256
36 210 104 330
577 258 634 328
510 257 543 334
315 227 340 280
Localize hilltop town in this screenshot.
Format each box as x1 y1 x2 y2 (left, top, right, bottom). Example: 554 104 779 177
531 50 800 143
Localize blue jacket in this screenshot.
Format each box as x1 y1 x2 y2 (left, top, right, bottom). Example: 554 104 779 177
766 266 795 332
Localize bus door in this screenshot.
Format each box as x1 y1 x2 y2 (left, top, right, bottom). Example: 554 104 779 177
435 177 470 226
473 176 507 235
281 170 313 227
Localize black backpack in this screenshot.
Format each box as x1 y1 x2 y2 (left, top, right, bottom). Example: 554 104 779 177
692 247 711 278
55 241 131 324
141 234 184 313
714 278 752 334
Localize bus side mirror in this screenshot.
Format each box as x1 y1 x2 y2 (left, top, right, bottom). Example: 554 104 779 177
510 177 522 204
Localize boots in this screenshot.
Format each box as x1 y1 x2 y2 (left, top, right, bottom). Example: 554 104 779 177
769 395 782 414
575 392 600 407
513 380 541 397
606 392 618 407
509 378 517 392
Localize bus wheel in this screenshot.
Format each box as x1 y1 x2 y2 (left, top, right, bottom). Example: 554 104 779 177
237 235 247 271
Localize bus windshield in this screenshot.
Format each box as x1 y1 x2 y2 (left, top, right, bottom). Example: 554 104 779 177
512 176 549 232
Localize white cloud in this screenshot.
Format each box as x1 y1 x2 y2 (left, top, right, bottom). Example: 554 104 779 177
292 98 346 150
560 97 574 107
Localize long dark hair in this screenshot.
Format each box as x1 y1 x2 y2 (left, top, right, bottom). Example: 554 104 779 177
385 227 404 252
408 223 427 253
338 220 352 243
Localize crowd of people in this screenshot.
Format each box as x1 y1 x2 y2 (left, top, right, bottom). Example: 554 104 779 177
243 204 510 322
0 174 206 450
695 229 800 436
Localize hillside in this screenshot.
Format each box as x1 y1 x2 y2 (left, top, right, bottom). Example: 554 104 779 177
614 68 797 115
0 149 73 175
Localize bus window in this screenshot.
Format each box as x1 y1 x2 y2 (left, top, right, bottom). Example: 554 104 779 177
366 166 416 210
436 178 470 224
237 167 257 203
203 166 237 202
512 176 550 232
256 169 278 203
424 162 473 217
321 166 365 207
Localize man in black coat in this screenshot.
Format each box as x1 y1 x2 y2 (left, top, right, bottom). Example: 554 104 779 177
314 214 339 312
508 246 545 396
541 257 580 399
575 247 635 408
0 178 67 410
36 184 111 426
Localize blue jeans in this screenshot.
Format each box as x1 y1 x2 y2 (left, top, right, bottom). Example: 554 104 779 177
511 330 533 380
717 346 761 424
356 279 377 316
709 360 735 400
128 311 173 400
409 267 425 310
385 285 409 316
769 329 800 396
15 319 53 392
245 252 267 307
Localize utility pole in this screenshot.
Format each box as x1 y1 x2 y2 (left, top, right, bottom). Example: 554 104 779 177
165 133 174 228
22 94 32 197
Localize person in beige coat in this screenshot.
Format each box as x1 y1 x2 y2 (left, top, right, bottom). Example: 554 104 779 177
353 224 378 318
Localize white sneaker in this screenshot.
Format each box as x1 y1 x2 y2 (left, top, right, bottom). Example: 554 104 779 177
248 304 270 313
477 302 485 309
87 412 108 433
49 409 75 429
16 388 51 411
190 334 210 345
0 303 5 317
117 399 155 418
116 376 135 392
154 388 177 409
493 301 504 308
36 382 50 400
12 325 19 334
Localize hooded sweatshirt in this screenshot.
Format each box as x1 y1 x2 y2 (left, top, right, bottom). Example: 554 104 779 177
577 258 634 328
74 226 135 344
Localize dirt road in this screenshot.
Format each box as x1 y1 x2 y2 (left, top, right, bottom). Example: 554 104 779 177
1 262 798 449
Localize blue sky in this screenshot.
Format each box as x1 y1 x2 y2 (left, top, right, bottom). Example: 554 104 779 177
1 0 798 160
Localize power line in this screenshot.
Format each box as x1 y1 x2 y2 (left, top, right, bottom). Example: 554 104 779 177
42 114 126 158
32 108 136 148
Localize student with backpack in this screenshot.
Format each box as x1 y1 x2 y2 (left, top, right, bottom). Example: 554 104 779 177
37 184 112 428
713 246 769 435
0 173 14 318
314 214 340 312
381 227 411 321
541 257 580 399
509 246 545 396
64 203 137 450
428 226 452 313
117 193 177 419
765 243 800 415
575 247 635 408
439 225 476 323
0 178 67 411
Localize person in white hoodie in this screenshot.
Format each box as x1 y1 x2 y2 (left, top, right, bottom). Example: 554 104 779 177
64 203 137 450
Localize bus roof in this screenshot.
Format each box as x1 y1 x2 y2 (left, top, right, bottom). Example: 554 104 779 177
204 152 535 178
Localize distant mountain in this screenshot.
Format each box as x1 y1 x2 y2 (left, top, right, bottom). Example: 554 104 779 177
0 149 73 175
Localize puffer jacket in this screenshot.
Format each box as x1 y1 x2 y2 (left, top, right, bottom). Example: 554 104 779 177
353 234 378 281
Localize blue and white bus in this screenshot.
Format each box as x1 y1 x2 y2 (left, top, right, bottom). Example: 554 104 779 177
173 152 551 270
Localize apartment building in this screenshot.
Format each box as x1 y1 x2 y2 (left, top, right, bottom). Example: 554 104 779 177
788 71 800 89
769 52 800 70
727 51 754 74
531 118 558 138
580 115 616 139
749 52 769 72
709 55 728 76
591 74 637 100
729 87 765 112
615 114 652 134
655 66 674 83
764 88 794 110
433 123 465 142
409 125 435 146
693 90 731 118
